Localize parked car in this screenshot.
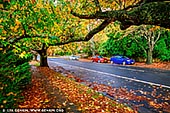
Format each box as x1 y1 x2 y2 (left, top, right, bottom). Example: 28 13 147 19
92 56 108 63
69 55 79 60
110 55 135 65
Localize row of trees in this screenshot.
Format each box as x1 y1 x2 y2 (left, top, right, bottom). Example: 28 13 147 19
1 0 170 66
99 26 170 64
53 25 170 64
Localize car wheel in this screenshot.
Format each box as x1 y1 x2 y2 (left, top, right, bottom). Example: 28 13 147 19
123 61 126 65
98 60 101 63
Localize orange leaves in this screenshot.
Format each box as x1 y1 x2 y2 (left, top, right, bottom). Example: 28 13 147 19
18 65 140 112
132 62 170 70
149 26 160 31
52 65 170 113
88 81 170 112
3 100 7 104
15 19 21 25
31 0 36 4
36 1 43 8
41 67 136 113
9 19 21 33
18 71 51 109
2 30 7 35
0 4 3 9
6 92 17 96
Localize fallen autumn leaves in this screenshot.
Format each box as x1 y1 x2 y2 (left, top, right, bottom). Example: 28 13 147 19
53 66 170 113
18 66 80 113
18 66 137 113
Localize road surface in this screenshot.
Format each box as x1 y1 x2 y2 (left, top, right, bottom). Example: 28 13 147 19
48 58 170 113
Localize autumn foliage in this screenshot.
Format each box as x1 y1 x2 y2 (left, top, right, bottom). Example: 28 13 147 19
18 66 137 113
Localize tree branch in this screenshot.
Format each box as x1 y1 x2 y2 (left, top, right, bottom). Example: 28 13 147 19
54 19 113 45
153 30 161 46
9 19 112 46
72 2 170 29
134 37 147 54
123 0 168 10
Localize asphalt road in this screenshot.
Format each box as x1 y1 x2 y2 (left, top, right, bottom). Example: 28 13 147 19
48 58 170 113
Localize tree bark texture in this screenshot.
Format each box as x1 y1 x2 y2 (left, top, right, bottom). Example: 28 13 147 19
36 44 49 67
39 49 48 67
146 49 153 64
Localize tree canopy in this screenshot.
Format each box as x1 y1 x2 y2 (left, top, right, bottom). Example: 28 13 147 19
0 0 90 66
71 0 170 40
1 0 169 49
1 0 170 66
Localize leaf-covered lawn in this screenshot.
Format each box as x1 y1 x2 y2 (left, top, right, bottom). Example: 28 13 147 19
19 66 137 113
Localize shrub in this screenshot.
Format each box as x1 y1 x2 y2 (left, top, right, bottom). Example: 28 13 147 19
0 49 32 108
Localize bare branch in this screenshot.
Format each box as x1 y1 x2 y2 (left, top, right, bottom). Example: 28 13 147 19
153 30 161 45
134 37 147 53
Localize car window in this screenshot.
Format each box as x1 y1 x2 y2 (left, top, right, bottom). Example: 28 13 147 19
122 56 128 58
98 56 103 58
114 56 121 58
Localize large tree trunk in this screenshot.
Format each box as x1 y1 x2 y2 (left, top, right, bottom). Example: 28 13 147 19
39 49 48 67
146 49 153 64
36 44 49 67
34 54 38 61
31 50 38 61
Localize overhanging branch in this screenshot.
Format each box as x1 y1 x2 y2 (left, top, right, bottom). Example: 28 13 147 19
71 2 170 29
54 19 113 45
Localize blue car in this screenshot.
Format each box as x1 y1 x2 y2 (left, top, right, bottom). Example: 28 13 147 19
110 55 135 65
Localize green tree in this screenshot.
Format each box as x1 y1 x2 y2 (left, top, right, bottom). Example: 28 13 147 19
154 31 170 61
124 25 162 64
99 32 145 58
99 26 170 63
0 0 89 67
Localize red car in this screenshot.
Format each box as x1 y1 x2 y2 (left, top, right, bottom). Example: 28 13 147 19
92 56 108 63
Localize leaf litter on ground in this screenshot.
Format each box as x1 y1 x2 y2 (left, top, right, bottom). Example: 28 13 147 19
18 66 137 113
53 65 170 113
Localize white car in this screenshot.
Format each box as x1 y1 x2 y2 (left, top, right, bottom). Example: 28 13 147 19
69 55 79 60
